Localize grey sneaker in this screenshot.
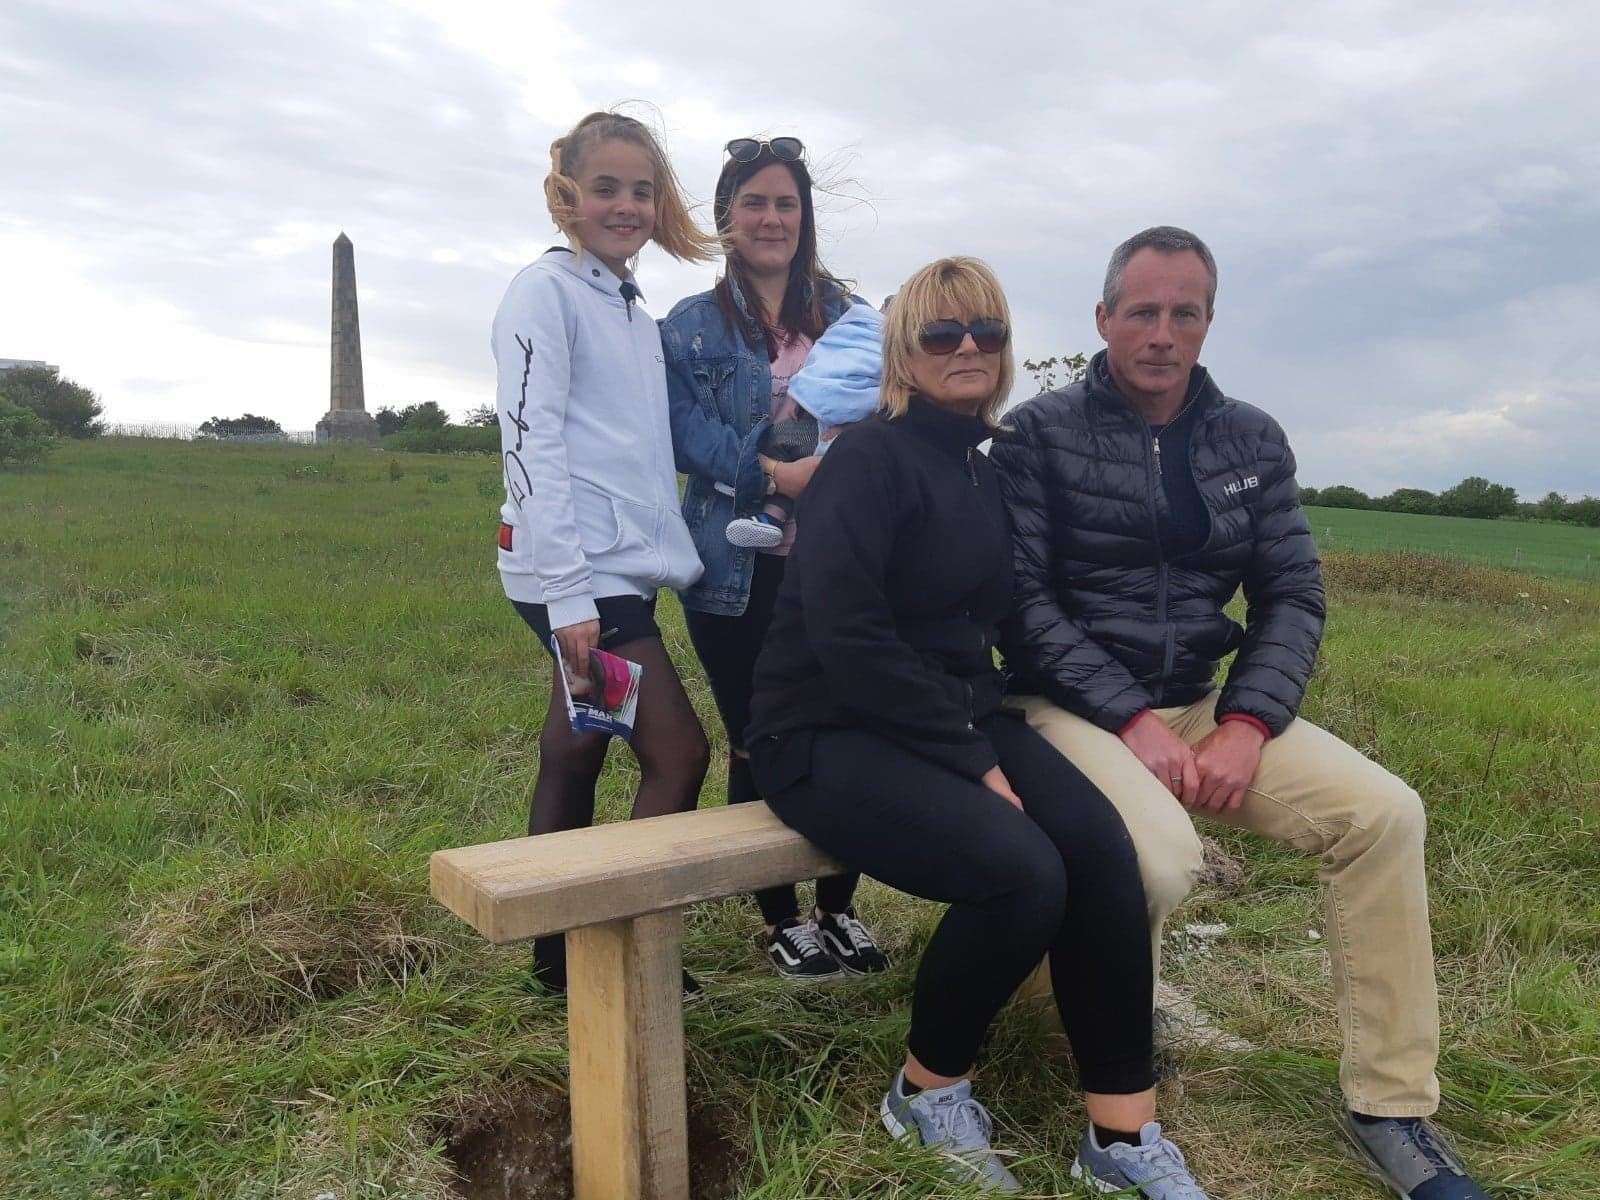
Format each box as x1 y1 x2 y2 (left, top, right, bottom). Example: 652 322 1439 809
1341 1113 1491 1199
1072 1122 1210 1198
880 1072 1020 1193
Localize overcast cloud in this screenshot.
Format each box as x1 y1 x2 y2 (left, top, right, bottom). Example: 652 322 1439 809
3 0 1598 496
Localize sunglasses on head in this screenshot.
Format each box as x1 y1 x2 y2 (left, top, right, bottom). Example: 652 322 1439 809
918 318 1009 355
724 136 805 163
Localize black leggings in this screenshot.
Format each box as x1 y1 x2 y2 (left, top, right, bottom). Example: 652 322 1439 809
684 554 859 925
513 601 711 989
754 713 1154 1092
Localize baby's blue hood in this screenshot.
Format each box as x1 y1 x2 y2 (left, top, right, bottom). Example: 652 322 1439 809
789 302 883 427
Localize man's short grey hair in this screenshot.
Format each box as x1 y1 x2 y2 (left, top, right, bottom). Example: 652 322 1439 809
1102 226 1218 315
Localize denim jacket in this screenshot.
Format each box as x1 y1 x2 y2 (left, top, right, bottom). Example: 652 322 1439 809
660 274 858 615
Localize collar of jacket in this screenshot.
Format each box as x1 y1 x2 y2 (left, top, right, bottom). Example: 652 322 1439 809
1085 349 1219 426
899 394 991 458
547 245 644 305
723 267 850 342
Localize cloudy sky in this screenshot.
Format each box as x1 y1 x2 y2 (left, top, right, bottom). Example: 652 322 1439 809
3 0 1598 496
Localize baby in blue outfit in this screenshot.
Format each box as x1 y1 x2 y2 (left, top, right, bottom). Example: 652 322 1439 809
726 303 884 549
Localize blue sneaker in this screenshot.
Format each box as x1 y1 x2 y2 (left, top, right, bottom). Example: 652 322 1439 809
880 1072 1021 1193
1341 1113 1492 1199
1072 1122 1210 1198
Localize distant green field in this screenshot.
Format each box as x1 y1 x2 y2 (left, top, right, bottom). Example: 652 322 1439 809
1305 505 1600 579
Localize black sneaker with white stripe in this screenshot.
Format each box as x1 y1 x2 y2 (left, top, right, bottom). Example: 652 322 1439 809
766 916 843 979
816 907 890 974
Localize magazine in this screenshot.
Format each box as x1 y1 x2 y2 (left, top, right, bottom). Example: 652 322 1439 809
549 636 644 741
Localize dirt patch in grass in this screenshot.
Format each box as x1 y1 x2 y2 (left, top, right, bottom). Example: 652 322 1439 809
441 1082 744 1200
121 847 441 1034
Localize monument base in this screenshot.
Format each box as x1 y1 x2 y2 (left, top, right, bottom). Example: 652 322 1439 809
315 409 379 445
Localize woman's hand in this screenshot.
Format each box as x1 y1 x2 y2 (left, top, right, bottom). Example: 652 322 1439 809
553 619 602 697
764 455 823 498
981 765 1024 811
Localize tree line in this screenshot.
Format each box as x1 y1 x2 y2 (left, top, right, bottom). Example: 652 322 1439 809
1302 478 1600 528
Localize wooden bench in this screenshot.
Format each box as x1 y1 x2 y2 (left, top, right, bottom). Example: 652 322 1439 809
430 802 842 1200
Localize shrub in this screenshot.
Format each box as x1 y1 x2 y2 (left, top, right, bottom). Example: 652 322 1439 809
0 397 56 466
197 413 284 438
0 365 103 438
375 406 405 436
382 425 498 455
1379 487 1439 515
464 404 498 427
1568 496 1600 528
1316 484 1371 510
1021 352 1088 394
398 401 448 431
1439 475 1518 519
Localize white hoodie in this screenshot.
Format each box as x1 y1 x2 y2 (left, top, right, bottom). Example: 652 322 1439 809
493 247 702 628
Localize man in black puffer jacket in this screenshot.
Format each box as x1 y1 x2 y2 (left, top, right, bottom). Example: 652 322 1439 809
992 228 1491 1200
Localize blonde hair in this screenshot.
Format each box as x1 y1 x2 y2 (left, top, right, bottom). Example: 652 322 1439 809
544 110 718 264
880 256 1014 427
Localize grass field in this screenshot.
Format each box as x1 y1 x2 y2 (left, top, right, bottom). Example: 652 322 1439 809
1304 506 1600 580
3 438 1598 1199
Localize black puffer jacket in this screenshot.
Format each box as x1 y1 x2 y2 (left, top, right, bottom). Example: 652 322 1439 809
990 352 1324 736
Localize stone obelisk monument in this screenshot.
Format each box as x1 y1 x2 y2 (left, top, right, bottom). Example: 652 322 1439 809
315 232 378 444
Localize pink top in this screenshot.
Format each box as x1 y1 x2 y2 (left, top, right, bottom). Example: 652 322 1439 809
764 329 814 555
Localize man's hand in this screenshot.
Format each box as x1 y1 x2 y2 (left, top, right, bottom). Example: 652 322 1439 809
1190 720 1266 812
1120 712 1199 806
553 619 602 698
980 765 1025 811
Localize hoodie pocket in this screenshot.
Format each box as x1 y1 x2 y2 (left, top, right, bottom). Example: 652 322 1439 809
607 495 661 558
571 480 624 555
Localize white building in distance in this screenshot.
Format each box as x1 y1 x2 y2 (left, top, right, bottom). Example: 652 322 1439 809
0 358 57 373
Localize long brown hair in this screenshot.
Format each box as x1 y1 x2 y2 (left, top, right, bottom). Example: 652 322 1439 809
544 110 718 264
711 146 846 350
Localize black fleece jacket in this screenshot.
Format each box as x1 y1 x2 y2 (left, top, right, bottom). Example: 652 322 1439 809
746 397 1011 780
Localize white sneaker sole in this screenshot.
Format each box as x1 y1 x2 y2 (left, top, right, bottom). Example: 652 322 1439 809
766 952 843 982
725 519 784 549
820 929 874 975
1069 1158 1119 1192
881 1094 909 1141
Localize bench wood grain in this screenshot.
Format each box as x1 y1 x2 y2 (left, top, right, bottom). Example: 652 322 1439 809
430 801 842 943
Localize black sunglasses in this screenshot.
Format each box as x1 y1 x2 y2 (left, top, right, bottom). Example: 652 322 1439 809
918 318 1009 355
725 136 805 163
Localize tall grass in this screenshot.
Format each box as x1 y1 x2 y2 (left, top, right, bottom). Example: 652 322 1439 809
3 439 1597 1197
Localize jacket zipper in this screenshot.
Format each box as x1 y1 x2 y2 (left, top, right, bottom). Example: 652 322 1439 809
1143 386 1206 703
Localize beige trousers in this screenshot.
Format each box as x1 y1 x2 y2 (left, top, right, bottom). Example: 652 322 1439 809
1016 691 1440 1116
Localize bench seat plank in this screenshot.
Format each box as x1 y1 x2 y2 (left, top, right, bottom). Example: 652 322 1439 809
430 802 842 943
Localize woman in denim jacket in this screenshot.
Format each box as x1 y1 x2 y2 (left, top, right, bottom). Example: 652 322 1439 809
660 137 888 981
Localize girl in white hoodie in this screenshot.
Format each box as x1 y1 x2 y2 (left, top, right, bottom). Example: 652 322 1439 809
492 110 719 992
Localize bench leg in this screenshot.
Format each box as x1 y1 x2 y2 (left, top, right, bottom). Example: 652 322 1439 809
566 908 689 1200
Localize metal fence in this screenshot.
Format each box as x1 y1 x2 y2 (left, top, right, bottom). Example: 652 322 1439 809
104 423 317 444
